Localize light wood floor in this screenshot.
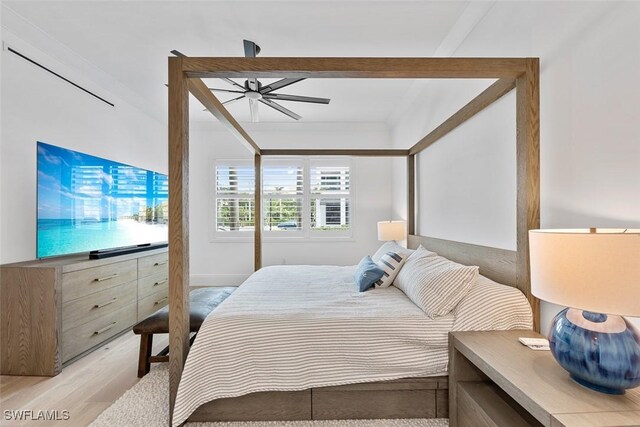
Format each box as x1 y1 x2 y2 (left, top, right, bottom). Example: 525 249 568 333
0 331 169 427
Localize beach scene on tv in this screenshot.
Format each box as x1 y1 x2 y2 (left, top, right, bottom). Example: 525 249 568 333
37 142 168 258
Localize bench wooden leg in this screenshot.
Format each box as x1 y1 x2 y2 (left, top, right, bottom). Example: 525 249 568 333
138 333 153 378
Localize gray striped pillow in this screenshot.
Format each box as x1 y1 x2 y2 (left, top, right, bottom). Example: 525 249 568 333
395 254 478 318
374 251 406 288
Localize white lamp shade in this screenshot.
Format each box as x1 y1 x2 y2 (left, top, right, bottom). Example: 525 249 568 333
529 229 640 317
377 220 406 241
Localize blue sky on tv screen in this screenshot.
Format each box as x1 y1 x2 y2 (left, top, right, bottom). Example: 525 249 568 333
37 142 168 257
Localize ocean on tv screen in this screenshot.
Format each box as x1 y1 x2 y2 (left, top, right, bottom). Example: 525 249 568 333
36 142 168 258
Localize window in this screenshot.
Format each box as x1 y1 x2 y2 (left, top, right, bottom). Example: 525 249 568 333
213 158 352 239
309 161 351 236
214 161 255 236
263 161 304 234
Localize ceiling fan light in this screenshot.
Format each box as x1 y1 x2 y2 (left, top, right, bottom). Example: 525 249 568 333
245 91 263 100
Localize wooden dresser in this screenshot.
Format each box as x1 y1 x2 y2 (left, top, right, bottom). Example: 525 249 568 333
1 248 168 376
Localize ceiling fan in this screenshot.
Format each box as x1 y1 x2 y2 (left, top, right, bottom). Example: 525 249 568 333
207 40 331 122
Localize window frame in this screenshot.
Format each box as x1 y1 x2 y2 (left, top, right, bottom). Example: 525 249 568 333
210 157 354 242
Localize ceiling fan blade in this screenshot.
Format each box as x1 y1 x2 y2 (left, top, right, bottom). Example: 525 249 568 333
223 95 246 105
209 88 246 94
262 93 330 104
203 95 244 110
249 99 260 123
220 78 246 91
259 98 302 120
243 40 260 58
260 78 305 94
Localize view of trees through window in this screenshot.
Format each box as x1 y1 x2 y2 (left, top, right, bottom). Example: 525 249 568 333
215 159 351 236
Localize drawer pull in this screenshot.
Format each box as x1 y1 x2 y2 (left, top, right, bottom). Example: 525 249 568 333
93 298 118 309
93 322 117 335
154 296 168 306
154 261 168 266
153 279 168 287
94 273 119 282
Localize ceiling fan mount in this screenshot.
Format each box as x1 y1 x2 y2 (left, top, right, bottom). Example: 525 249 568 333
206 39 330 122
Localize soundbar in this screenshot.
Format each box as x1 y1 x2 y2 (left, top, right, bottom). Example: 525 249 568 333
89 242 168 259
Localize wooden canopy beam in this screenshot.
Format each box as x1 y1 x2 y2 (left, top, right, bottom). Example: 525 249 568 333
260 149 409 157
409 77 516 155
188 78 261 154
182 57 531 79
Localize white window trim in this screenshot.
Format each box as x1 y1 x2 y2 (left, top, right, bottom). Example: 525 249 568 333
210 157 355 242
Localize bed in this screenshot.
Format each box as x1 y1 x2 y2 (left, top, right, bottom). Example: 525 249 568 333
167 55 540 425
172 248 533 425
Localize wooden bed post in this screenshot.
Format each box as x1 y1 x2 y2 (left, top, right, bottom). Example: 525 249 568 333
254 153 262 271
407 154 416 236
168 56 190 420
515 58 540 332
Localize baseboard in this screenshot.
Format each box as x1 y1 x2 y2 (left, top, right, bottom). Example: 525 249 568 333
190 274 250 287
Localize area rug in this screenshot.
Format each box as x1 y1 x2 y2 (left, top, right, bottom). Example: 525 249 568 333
90 364 448 427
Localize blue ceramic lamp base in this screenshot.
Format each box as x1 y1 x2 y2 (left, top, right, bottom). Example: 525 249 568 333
549 308 640 395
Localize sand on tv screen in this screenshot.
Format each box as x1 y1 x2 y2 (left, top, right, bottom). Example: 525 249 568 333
37 142 168 258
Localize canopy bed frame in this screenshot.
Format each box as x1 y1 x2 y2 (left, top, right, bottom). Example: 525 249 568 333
168 56 540 423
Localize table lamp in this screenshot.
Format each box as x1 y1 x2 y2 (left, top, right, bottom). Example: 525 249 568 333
529 228 640 394
377 220 406 242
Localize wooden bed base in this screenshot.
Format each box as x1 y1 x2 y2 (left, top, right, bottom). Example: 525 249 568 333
188 376 448 422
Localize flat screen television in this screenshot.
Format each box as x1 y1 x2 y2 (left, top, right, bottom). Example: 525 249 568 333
37 142 168 258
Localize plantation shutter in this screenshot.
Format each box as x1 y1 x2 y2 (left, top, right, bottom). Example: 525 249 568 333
262 161 304 233
215 161 255 232
309 161 351 233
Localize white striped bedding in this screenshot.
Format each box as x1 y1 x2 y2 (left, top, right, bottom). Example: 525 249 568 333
172 265 532 425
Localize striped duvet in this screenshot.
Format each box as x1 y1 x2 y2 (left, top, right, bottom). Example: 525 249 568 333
172 265 532 425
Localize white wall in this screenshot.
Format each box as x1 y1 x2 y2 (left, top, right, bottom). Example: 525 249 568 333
390 1 640 331
0 31 166 264
189 122 393 285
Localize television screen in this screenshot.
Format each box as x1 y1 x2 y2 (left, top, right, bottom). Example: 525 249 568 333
37 142 168 258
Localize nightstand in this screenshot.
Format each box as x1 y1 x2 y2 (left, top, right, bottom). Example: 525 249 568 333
449 330 640 427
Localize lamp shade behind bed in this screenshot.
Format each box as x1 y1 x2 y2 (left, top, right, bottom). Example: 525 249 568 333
377 220 406 241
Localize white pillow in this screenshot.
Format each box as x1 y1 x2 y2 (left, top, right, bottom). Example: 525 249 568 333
394 252 478 318
404 244 437 261
373 251 407 288
371 241 414 263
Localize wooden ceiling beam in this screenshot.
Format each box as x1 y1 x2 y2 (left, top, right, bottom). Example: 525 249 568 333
409 77 516 155
260 149 409 157
182 57 530 79
187 78 261 154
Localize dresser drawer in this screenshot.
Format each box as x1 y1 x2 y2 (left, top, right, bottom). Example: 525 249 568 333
138 253 168 278
62 260 137 303
138 272 169 299
137 288 169 322
62 281 137 332
62 303 136 362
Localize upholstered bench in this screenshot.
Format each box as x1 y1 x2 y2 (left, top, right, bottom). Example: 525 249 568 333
133 287 235 377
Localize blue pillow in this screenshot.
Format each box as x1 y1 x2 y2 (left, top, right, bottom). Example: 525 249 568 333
354 256 385 292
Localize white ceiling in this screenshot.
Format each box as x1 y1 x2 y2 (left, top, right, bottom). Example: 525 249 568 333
3 1 473 124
